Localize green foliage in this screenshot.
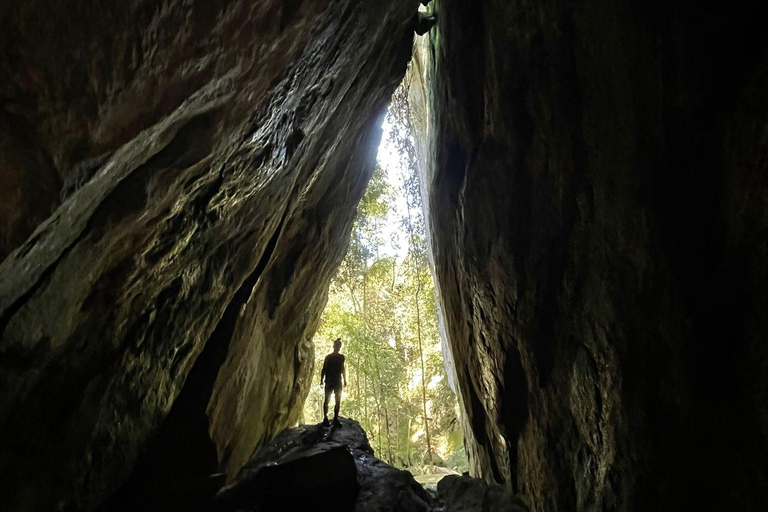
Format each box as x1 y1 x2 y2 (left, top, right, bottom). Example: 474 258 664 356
303 83 466 474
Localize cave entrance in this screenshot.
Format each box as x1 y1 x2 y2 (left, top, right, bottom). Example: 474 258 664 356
302 77 468 477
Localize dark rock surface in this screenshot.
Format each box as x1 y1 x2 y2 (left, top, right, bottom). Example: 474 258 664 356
416 1 768 511
214 418 433 512
217 445 360 512
436 475 527 512
213 418 517 512
3 0 768 511
0 1 418 510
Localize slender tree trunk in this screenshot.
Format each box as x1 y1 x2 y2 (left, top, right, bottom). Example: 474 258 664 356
363 270 368 329
371 364 384 457
399 131 434 467
406 416 412 467
376 383 382 455
355 354 361 399
384 401 393 464
395 381 403 463
346 281 361 314
415 275 433 465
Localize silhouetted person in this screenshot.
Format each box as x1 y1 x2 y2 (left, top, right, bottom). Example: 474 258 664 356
320 338 346 426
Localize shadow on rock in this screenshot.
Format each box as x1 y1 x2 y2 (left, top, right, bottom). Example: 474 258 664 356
435 475 529 512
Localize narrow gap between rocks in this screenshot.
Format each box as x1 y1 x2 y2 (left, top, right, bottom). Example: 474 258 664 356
301 75 468 485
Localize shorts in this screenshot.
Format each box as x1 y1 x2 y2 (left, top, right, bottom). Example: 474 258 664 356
324 383 342 397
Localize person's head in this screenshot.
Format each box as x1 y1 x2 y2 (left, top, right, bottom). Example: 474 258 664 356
333 338 342 352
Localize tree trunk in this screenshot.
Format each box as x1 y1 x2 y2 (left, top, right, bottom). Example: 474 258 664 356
414 274 433 465
384 401 393 464
394 383 400 461
406 416 412 467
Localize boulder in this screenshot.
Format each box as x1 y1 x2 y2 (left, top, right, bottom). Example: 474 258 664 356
214 418 433 512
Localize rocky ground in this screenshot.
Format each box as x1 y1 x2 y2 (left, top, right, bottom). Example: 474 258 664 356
211 417 528 512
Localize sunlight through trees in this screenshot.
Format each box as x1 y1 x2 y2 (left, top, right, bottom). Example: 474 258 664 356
302 81 467 475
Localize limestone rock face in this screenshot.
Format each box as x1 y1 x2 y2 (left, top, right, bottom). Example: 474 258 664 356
417 1 768 511
0 1 416 510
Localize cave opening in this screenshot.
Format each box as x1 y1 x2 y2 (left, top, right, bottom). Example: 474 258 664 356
1 0 766 509
301 75 468 477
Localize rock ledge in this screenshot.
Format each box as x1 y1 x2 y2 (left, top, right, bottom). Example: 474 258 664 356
213 418 528 512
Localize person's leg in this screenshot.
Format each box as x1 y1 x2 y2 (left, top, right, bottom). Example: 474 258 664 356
333 387 341 420
323 387 332 424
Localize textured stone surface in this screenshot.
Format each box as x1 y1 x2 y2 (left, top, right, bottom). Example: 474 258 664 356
0 1 416 510
214 418 433 512
216 419 522 512
417 1 768 511
436 475 528 512
4 0 768 510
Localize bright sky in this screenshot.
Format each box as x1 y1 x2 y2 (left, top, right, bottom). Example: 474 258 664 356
376 115 412 263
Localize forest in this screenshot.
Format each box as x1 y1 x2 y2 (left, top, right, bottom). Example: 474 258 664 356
302 84 467 475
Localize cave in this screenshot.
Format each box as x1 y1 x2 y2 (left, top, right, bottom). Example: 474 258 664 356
1 1 766 511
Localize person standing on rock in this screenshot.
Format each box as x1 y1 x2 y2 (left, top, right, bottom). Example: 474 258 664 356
320 337 347 426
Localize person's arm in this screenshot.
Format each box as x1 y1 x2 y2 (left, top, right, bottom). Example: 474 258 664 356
320 357 326 385
342 356 347 387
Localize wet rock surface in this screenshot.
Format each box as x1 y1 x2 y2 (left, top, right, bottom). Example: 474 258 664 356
0 1 417 510
416 1 768 511
213 418 521 512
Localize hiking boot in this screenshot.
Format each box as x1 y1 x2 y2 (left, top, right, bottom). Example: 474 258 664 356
322 417 330 427
332 417 341 427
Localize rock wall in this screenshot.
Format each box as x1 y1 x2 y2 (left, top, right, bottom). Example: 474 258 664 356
0 1 417 510
406 34 457 393
418 1 768 511
4 0 768 510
